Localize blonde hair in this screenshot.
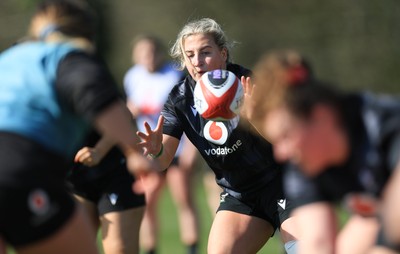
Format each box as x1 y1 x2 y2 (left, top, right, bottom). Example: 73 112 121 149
170 18 234 70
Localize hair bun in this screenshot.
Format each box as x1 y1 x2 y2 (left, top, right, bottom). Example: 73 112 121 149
286 65 309 86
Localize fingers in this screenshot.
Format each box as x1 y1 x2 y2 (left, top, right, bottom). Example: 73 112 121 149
132 181 145 194
241 76 253 95
74 147 98 166
138 117 163 136
131 176 147 194
143 121 153 134
136 131 148 140
74 147 90 162
155 115 164 131
136 142 148 156
240 76 247 85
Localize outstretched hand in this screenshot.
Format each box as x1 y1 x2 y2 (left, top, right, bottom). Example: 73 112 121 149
129 116 164 194
136 115 164 156
241 76 259 120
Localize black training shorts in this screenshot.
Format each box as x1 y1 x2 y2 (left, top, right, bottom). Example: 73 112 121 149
217 173 293 235
66 158 145 215
0 132 76 247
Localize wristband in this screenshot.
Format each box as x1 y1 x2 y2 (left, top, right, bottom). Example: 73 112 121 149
149 144 163 159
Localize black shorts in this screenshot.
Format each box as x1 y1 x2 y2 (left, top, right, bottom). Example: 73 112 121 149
376 225 400 251
0 133 76 247
66 158 145 215
217 174 293 236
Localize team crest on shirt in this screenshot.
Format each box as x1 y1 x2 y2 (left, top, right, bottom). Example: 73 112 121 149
28 189 50 216
27 188 59 226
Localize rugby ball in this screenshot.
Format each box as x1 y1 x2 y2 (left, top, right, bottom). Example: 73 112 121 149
193 69 243 121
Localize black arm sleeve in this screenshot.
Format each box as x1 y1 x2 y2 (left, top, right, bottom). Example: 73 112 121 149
55 51 122 122
161 87 184 139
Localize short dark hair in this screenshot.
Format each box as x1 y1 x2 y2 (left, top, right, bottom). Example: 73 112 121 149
34 0 97 41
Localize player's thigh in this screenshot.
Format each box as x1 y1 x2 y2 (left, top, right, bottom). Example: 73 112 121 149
368 246 400 254
166 165 194 204
382 164 400 243
100 207 145 254
17 206 98 254
0 237 6 254
208 210 273 254
177 135 198 171
280 216 300 243
336 215 379 254
73 195 100 232
141 172 166 204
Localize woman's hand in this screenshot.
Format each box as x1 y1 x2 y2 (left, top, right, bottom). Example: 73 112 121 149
137 115 164 156
74 147 101 167
241 76 259 121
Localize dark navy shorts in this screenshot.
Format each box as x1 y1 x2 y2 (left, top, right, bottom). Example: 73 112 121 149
217 174 293 236
66 158 145 215
376 225 400 251
0 133 76 247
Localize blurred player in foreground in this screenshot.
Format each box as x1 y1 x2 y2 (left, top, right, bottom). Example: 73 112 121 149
136 18 299 254
0 1 154 253
67 129 145 254
243 49 400 254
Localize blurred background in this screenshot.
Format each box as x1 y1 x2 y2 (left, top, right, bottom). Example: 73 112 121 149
1 0 399 253
1 0 400 93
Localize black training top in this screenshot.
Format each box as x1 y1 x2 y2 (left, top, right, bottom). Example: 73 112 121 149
162 63 281 199
59 51 126 173
56 51 121 122
284 93 400 214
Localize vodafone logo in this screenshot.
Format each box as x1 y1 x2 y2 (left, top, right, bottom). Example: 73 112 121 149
204 121 228 145
202 118 242 156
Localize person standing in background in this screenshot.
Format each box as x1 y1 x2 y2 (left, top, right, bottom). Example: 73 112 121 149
124 34 200 254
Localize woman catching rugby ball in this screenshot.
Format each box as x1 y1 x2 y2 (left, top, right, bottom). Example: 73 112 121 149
136 18 299 254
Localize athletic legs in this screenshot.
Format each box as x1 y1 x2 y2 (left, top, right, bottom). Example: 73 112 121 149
336 215 379 254
207 210 274 254
100 207 144 254
167 166 199 251
140 173 165 253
